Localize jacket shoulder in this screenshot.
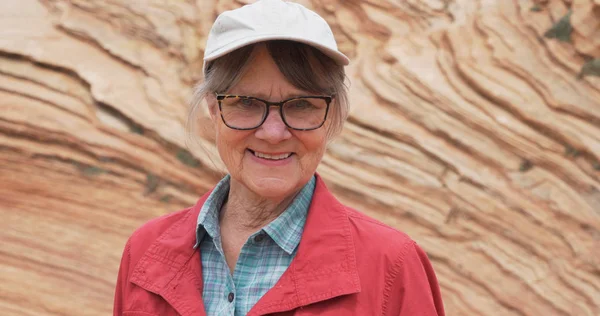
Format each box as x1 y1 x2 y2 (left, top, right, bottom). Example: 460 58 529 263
344 207 445 315
343 206 420 276
344 206 415 250
126 207 194 259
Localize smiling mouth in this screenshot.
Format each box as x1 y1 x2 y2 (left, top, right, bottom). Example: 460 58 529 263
248 149 294 160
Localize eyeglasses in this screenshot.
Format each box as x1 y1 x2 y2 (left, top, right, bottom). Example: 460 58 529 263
215 94 332 131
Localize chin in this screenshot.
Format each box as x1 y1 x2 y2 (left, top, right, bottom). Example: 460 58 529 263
248 175 298 199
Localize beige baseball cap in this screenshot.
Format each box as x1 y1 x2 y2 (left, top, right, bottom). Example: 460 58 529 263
203 0 350 73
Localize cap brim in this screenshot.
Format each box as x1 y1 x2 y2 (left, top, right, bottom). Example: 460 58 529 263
203 34 350 72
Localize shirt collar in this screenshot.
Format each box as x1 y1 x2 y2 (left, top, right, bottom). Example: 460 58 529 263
194 174 230 248
194 175 316 255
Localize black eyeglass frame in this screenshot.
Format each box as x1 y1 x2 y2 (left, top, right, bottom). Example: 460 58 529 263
215 93 333 131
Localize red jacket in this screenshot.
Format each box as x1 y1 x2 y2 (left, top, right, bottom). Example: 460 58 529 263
114 175 445 315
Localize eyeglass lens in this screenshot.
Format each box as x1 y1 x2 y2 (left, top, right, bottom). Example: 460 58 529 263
219 97 328 129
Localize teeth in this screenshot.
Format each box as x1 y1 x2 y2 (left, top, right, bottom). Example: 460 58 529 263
253 151 292 160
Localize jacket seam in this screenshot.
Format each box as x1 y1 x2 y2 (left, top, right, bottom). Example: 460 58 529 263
122 311 159 315
161 250 200 315
342 208 360 289
347 211 403 232
290 256 301 309
295 264 349 280
381 240 414 315
125 239 132 274
117 239 134 314
255 287 350 312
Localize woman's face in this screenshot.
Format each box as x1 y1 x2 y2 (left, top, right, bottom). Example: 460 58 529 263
208 44 330 199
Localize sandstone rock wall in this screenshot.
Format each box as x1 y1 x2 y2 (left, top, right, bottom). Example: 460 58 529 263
1 0 599 315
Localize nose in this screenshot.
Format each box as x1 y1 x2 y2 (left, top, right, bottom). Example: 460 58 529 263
255 106 292 143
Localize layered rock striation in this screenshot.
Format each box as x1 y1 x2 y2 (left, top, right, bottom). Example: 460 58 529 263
0 0 598 315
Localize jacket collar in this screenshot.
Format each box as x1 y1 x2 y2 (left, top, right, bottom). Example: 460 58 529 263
130 192 209 316
130 173 360 316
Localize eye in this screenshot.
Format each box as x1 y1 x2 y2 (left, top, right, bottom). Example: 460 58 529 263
290 99 312 109
237 98 262 108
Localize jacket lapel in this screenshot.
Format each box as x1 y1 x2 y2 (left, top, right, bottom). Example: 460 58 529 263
130 192 210 316
248 174 361 315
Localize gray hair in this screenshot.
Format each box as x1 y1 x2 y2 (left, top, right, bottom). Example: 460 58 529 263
186 40 349 145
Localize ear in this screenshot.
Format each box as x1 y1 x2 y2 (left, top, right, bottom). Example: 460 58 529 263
206 93 218 121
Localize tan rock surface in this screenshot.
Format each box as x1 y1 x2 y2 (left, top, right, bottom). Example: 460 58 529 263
1 0 599 315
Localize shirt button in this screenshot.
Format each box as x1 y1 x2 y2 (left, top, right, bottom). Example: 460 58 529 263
254 233 265 243
228 292 234 302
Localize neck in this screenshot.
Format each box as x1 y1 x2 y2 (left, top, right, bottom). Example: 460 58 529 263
219 179 301 232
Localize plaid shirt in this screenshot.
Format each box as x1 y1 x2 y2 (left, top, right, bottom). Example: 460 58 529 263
194 174 316 316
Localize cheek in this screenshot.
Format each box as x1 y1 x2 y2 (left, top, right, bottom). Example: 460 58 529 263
215 124 251 162
296 132 328 164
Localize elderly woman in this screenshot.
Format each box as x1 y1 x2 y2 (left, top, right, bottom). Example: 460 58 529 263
113 0 445 315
